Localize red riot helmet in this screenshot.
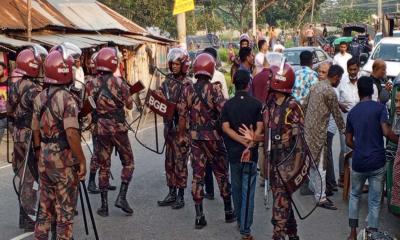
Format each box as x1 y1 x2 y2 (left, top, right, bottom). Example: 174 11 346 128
15 44 48 78
269 57 295 94
96 47 119 73
167 48 190 74
89 51 98 75
44 42 81 85
193 53 216 79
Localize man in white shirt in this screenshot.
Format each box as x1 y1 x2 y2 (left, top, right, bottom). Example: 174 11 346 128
211 70 229 99
254 39 268 75
72 58 85 90
337 57 360 187
272 40 285 53
333 42 352 73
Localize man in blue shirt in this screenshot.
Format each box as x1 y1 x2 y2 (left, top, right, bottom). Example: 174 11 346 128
346 76 398 240
292 51 318 104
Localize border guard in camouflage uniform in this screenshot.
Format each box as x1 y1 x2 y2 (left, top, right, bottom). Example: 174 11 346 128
85 51 117 194
8 45 48 231
86 47 135 217
178 53 236 229
240 62 303 240
157 48 191 209
32 43 86 240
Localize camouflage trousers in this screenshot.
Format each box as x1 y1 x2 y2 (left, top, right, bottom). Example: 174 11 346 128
165 133 189 189
34 166 78 240
96 131 134 191
89 134 99 174
13 142 37 217
191 140 231 204
271 186 298 240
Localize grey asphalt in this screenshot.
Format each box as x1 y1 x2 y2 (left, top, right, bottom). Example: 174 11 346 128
0 132 399 240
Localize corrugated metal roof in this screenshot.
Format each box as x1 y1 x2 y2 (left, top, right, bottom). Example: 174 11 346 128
23 34 142 48
1 0 69 30
1 0 148 35
30 34 99 48
78 34 143 47
97 2 147 34
124 35 166 45
0 35 34 48
47 0 128 31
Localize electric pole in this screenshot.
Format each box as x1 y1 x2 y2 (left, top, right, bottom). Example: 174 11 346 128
27 0 32 41
177 13 187 49
378 0 383 32
378 0 383 19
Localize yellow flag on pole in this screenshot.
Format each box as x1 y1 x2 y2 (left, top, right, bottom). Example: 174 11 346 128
173 0 195 15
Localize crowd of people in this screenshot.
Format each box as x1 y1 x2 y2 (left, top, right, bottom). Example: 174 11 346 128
0 31 399 240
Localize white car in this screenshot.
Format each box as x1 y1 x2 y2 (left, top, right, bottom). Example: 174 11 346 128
373 31 400 47
361 37 400 81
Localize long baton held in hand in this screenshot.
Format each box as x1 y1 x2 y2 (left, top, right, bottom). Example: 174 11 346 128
80 181 99 240
264 128 272 209
78 183 89 235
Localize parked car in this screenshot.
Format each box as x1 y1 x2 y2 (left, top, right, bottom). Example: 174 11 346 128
361 37 400 82
187 34 220 50
283 46 332 71
373 31 400 47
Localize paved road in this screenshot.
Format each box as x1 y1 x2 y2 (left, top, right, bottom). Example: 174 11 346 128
0 131 399 240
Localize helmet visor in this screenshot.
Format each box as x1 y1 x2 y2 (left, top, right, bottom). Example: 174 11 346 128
58 42 82 61
265 52 284 67
31 44 48 62
167 48 186 62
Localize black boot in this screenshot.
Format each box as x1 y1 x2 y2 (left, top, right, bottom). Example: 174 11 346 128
24 217 35 232
115 183 133 215
19 207 25 229
51 220 57 240
289 237 300 240
171 188 185 209
107 183 117 191
195 204 207 229
224 199 237 223
157 187 176 206
87 172 100 194
97 191 109 217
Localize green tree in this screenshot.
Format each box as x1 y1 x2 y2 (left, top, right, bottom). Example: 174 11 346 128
317 0 376 26
99 0 224 37
262 0 325 28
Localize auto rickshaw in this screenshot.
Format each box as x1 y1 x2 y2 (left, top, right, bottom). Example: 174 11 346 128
333 23 371 54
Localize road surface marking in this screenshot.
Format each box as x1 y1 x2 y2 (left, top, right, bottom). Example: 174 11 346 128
1 125 160 171
0 164 11 170
10 232 34 240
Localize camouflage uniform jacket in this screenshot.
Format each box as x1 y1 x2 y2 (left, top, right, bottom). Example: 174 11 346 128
32 86 80 171
8 78 41 143
303 80 345 163
264 94 305 186
161 74 191 133
179 79 225 141
86 73 133 135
